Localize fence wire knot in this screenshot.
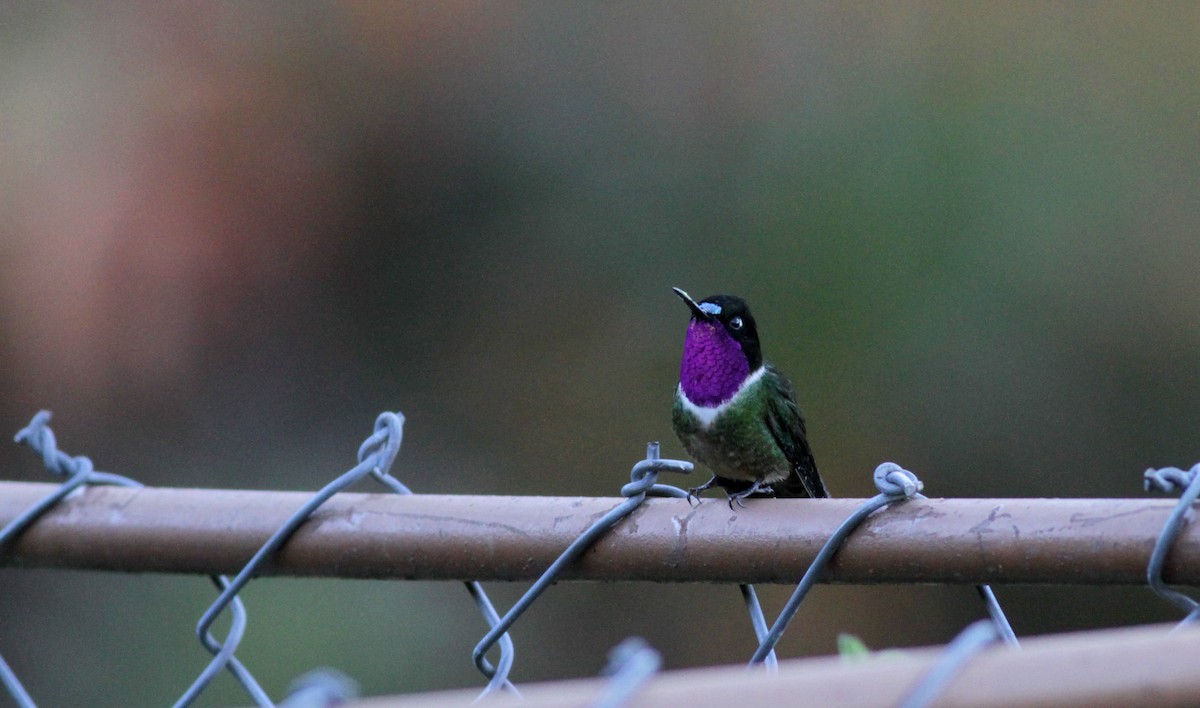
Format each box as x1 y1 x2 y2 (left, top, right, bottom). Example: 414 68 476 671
1142 463 1200 626
1144 464 1200 495
14 410 83 477
624 441 693 499
360 412 404 479
874 462 924 498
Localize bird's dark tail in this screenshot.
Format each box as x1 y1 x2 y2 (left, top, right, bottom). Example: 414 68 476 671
771 459 830 499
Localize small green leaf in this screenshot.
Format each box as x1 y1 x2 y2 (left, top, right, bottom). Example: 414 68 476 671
837 633 872 660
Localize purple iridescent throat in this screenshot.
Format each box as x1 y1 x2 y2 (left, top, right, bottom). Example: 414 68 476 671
679 319 750 407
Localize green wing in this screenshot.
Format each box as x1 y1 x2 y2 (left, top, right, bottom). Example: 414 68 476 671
763 365 829 498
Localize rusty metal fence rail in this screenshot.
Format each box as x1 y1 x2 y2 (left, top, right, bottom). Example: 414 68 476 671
4 484 1197 584
2 410 1199 707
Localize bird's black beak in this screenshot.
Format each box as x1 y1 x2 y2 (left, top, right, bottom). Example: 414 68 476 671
672 287 711 321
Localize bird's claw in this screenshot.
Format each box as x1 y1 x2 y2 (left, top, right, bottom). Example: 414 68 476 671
687 476 720 507
725 480 773 509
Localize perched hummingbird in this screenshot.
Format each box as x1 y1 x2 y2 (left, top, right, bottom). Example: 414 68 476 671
671 288 829 505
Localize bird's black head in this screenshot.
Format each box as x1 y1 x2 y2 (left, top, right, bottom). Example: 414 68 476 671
672 288 763 370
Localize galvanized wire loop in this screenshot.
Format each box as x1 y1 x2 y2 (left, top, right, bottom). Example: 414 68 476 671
748 462 924 665
360 413 412 493
14 410 72 477
873 461 923 498
624 442 693 497
3 412 143 548
750 463 1018 664
13 411 144 487
590 637 662 708
472 442 691 698
1144 464 1198 494
1143 463 1200 624
898 619 1002 708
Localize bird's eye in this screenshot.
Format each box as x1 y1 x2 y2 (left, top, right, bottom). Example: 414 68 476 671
729 316 744 330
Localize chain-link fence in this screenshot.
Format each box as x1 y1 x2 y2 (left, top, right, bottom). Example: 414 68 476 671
2 410 1198 706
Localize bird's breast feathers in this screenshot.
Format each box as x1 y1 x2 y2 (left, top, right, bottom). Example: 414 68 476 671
675 365 767 428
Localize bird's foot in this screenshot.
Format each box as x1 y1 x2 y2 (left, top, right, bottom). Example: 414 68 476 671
687 476 721 507
726 479 773 509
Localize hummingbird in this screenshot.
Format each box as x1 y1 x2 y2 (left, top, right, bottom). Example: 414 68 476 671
671 287 829 506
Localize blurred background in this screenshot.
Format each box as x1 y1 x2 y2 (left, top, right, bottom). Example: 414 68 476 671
1 2 1198 704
